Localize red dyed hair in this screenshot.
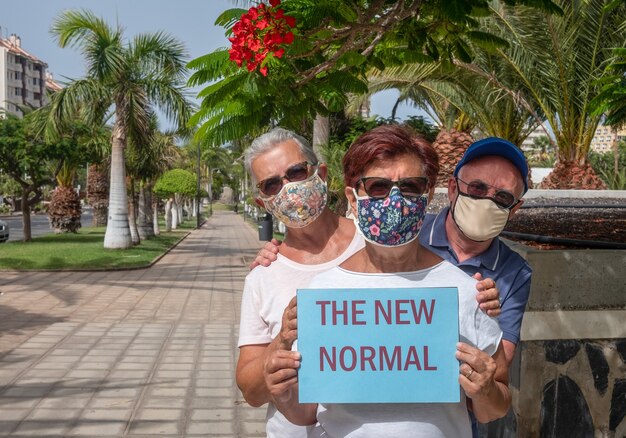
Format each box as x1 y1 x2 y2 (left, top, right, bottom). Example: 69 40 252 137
342 124 439 188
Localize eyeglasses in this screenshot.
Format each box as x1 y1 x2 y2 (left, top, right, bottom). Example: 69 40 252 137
256 161 316 197
456 177 519 209
356 176 429 200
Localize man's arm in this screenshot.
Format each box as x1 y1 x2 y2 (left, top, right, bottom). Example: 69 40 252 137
502 340 517 367
498 268 532 367
249 238 282 270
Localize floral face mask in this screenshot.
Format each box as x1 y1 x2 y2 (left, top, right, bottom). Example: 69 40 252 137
352 187 428 247
261 170 328 228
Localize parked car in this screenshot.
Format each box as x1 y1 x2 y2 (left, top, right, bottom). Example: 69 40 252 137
0 219 9 243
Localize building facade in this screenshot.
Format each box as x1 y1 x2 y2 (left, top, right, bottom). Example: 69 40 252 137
521 123 552 152
590 123 626 153
0 34 60 118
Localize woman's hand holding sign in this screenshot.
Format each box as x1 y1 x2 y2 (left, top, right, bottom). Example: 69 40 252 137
266 296 300 403
456 342 511 423
276 296 298 350
264 297 317 426
264 349 301 403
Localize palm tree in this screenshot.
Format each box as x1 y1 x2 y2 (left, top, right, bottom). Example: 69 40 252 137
365 63 476 186
592 47 626 128
127 121 182 239
474 0 626 189
364 47 546 185
50 9 191 248
32 106 112 231
592 46 626 180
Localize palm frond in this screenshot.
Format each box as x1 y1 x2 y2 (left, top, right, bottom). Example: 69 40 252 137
130 31 188 79
187 50 236 86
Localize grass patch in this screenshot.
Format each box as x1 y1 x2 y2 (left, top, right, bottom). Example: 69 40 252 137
211 202 235 212
0 227 187 271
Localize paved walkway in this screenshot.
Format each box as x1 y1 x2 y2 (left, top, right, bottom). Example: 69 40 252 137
0 210 266 437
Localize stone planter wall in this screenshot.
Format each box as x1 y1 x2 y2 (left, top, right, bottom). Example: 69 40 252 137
503 241 626 437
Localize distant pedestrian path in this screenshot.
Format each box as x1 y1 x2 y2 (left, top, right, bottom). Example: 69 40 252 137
0 210 267 437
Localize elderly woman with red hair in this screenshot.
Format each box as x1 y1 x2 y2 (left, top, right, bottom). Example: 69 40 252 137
263 124 510 437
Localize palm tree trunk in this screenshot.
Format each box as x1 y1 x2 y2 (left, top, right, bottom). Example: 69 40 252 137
137 180 154 240
612 127 619 178
49 186 82 233
87 163 109 227
103 122 132 248
128 178 140 245
312 114 329 161
153 198 160 236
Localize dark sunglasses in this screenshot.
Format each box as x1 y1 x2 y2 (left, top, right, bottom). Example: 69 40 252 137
356 176 429 200
256 161 316 197
456 177 519 209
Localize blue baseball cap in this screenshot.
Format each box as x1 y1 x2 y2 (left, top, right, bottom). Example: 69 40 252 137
453 137 529 193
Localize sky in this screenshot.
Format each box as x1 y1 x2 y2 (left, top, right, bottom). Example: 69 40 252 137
2 0 424 129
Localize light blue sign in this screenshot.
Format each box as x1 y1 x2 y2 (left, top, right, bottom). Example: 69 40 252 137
297 287 459 403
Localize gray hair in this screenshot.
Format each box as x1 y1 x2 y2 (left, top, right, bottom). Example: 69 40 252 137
244 128 319 185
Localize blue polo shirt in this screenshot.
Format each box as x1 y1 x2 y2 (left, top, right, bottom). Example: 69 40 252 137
419 207 532 345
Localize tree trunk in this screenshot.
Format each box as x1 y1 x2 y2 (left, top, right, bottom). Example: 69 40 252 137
103 121 132 248
128 179 140 245
87 163 109 227
540 160 607 189
432 129 474 187
165 198 173 232
137 181 154 240
172 198 179 230
178 195 184 224
48 186 82 233
312 114 330 161
21 186 32 242
612 127 619 179
153 198 160 236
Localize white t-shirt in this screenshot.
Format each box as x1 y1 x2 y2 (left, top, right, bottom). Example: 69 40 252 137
306 261 502 438
238 232 365 438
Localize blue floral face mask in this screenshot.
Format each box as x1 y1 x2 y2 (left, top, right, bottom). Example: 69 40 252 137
352 187 428 247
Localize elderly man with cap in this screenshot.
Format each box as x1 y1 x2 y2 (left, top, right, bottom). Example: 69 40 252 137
419 137 531 437
419 137 531 369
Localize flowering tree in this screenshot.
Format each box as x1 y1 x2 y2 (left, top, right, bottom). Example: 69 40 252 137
228 0 296 76
189 0 562 148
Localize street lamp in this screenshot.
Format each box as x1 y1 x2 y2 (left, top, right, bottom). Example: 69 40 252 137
196 142 201 228
208 168 219 217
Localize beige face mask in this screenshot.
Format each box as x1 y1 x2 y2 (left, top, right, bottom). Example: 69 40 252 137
451 193 510 242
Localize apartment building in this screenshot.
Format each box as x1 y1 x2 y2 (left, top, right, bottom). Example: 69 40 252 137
590 123 626 153
0 34 61 118
521 123 553 152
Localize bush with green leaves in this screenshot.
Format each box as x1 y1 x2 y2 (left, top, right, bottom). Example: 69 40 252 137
588 141 626 189
154 169 197 198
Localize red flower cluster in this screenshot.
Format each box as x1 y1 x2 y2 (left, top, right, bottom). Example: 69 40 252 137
228 0 296 76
